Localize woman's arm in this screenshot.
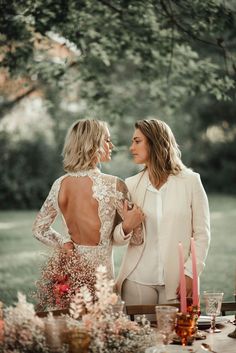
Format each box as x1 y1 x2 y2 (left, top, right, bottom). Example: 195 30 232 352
184 173 211 276
32 179 71 247
113 178 144 245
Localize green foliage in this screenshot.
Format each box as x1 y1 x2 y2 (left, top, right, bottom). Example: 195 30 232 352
0 0 235 114
0 0 235 208
174 95 236 193
0 131 62 209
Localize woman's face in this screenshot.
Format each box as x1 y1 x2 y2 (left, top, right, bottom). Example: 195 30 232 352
100 127 114 162
130 128 149 165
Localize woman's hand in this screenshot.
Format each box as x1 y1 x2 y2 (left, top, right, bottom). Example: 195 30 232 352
122 200 145 235
176 275 193 299
62 241 74 255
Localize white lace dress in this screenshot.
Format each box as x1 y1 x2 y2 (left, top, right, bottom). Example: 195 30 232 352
33 169 142 282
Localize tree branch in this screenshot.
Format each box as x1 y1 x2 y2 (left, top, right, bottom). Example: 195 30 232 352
159 0 222 48
97 0 123 15
166 0 175 80
0 86 38 118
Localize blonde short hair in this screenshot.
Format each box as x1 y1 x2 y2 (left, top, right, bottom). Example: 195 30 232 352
63 119 108 172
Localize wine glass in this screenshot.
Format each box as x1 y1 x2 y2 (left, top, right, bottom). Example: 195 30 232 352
203 291 224 333
155 305 178 351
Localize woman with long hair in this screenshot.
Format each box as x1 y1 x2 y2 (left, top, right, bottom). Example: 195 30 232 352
116 119 210 305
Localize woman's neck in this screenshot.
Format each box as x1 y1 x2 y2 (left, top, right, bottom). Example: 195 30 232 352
147 167 168 190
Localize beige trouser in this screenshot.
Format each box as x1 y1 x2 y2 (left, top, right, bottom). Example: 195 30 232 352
122 279 179 321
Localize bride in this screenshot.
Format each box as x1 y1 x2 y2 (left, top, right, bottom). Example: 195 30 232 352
33 119 144 310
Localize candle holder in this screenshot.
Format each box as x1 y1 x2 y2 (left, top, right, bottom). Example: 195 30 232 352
175 312 197 346
186 296 199 313
66 324 90 353
44 316 68 353
187 302 207 340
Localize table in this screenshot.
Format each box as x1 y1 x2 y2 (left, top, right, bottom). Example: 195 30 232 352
145 316 235 353
193 317 235 353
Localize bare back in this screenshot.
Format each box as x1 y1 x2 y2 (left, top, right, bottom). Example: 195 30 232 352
33 169 130 253
58 176 101 246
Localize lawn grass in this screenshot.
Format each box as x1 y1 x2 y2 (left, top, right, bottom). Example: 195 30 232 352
0 194 235 308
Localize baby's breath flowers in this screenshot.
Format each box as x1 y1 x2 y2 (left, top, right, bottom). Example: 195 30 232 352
1 266 153 353
69 265 152 353
34 249 97 311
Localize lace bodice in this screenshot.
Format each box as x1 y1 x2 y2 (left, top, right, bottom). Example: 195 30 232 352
33 168 142 279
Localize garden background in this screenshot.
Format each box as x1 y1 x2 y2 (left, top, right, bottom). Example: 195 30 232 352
0 0 235 307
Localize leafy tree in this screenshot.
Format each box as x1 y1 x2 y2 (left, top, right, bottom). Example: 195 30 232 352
0 0 236 208
0 0 235 118
0 131 61 209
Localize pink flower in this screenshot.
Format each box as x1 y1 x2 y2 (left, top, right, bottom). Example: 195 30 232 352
58 284 70 294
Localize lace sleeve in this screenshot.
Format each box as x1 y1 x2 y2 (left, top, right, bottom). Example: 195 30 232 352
115 178 143 245
115 178 129 219
32 178 69 247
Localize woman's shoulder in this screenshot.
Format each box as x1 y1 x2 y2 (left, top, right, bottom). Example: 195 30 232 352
99 171 118 182
99 173 128 195
48 174 71 194
173 168 202 185
52 174 69 185
98 172 124 186
125 170 145 184
178 168 200 179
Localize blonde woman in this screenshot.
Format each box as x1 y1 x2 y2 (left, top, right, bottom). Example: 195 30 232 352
116 119 210 306
33 119 144 309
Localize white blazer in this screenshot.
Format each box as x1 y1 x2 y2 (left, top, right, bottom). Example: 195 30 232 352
116 168 211 300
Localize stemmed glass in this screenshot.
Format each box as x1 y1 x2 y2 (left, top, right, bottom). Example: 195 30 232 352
203 291 224 333
155 306 178 352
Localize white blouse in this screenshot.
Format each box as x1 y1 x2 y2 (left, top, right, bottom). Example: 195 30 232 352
128 180 168 285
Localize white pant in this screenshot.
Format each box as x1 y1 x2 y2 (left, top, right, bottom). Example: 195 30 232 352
122 279 178 305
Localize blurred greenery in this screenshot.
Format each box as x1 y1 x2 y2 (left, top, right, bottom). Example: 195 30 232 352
1 0 235 111
0 131 63 209
0 194 235 307
0 0 236 208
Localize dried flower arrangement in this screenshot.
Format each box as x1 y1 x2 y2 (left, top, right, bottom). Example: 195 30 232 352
0 293 46 353
0 266 153 353
69 265 153 353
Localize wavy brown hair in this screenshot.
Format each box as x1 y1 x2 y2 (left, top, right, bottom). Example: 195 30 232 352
135 119 185 186
63 119 108 172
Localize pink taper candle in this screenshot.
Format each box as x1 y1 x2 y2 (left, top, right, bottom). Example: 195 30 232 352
191 237 199 307
178 242 187 313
